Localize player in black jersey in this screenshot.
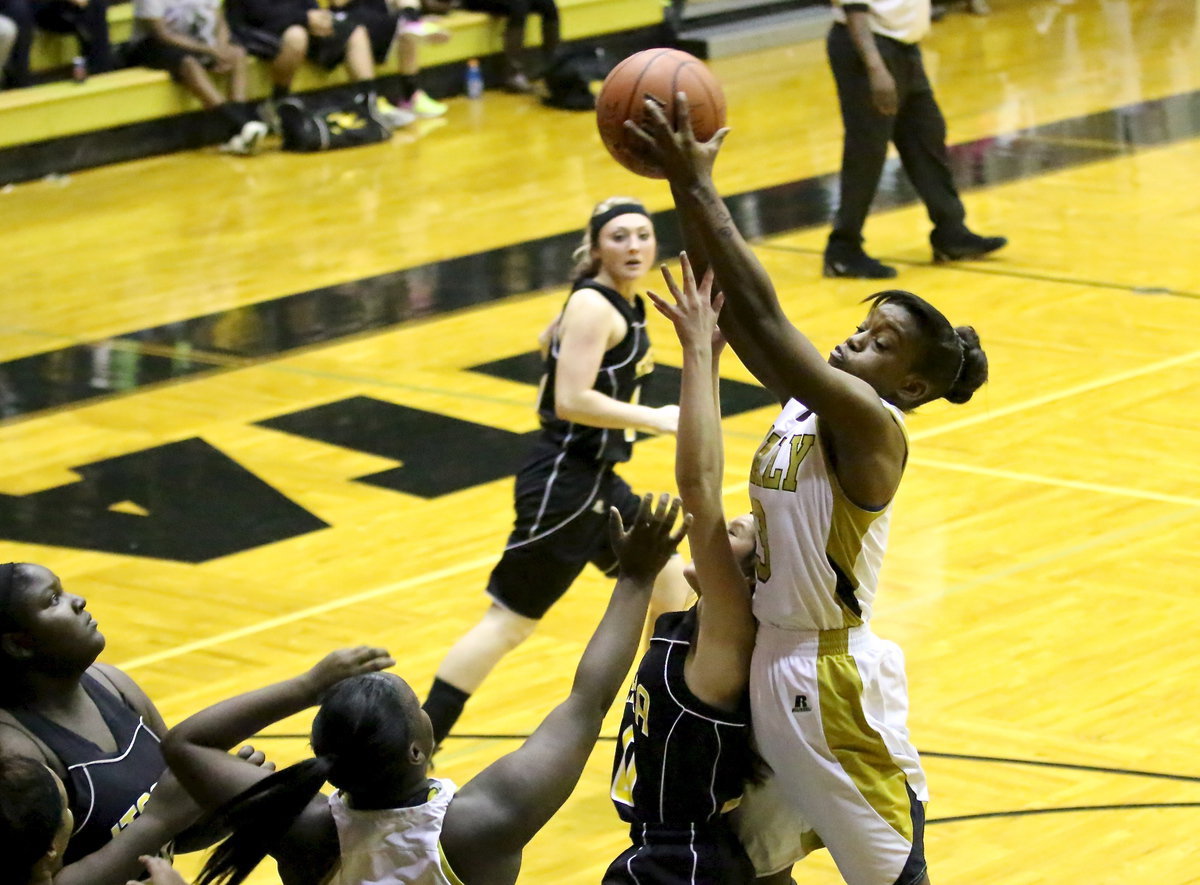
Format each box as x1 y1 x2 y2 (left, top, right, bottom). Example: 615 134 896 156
423 197 691 748
0 561 257 885
605 255 761 884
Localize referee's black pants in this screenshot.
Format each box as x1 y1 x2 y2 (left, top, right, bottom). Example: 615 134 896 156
826 22 968 254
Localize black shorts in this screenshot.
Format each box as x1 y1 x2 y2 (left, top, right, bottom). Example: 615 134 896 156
307 13 359 69
231 14 357 67
486 437 643 620
603 822 756 885
344 0 396 64
125 36 210 77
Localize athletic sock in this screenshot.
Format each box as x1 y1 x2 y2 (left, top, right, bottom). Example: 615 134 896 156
397 74 417 101
423 677 471 746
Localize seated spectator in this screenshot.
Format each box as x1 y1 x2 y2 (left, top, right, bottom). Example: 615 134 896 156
429 0 558 93
224 0 414 129
343 0 449 118
126 0 269 154
31 0 113 76
0 0 31 88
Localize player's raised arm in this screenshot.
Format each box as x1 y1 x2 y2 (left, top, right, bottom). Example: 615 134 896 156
631 95 897 444
441 495 689 880
648 255 756 711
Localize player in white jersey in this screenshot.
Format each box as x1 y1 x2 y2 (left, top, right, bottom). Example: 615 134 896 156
156 495 689 885
633 97 990 885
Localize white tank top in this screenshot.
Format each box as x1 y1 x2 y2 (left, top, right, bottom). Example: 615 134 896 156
328 778 463 885
748 398 906 632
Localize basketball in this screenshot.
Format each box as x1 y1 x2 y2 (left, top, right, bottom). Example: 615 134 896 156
596 48 726 179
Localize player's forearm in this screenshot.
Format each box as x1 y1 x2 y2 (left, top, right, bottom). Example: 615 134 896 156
52 810 186 885
675 345 724 514
673 179 797 375
165 675 317 756
557 390 664 433
568 576 654 716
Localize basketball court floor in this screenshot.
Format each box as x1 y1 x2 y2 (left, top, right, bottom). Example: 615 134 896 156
2 0 1198 881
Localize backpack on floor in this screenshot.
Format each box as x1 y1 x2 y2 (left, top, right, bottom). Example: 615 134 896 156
542 47 611 111
277 91 392 152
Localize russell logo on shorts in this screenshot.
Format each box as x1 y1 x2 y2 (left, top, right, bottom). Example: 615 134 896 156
792 695 812 713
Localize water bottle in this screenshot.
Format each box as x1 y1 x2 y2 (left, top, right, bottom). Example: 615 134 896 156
72 56 88 83
465 58 483 99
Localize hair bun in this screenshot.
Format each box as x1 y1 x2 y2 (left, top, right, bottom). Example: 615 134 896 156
944 326 988 404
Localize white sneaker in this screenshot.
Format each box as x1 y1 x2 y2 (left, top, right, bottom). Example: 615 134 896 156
376 96 417 129
403 89 448 118
220 120 269 156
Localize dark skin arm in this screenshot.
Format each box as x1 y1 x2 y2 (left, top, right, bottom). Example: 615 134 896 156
631 97 907 508
441 494 690 884
845 8 898 116
161 648 396 882
667 180 791 404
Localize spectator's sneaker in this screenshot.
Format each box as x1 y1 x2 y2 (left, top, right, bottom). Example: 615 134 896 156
398 17 451 43
403 89 448 118
220 120 269 156
376 96 417 129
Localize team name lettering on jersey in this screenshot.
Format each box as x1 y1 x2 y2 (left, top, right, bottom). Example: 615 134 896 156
634 350 655 378
750 430 816 492
110 784 156 838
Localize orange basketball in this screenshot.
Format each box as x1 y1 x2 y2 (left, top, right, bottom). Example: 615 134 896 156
596 48 726 179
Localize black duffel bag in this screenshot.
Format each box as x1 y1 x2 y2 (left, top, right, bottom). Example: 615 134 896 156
277 91 392 152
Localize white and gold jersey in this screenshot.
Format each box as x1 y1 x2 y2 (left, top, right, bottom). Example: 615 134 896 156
329 779 464 885
748 398 906 632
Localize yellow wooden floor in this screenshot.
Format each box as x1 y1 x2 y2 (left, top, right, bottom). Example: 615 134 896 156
3 0 1199 882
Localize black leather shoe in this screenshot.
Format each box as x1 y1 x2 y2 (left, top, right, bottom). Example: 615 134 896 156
824 251 898 279
932 232 1008 263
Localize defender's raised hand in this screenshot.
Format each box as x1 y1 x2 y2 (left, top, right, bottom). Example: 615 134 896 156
609 493 691 584
302 646 395 700
647 252 724 351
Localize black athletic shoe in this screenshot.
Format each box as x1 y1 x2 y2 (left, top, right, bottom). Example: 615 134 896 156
931 232 1008 263
823 251 898 279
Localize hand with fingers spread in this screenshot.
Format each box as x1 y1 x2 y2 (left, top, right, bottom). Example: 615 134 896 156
302 646 396 701
647 252 725 352
625 92 730 187
609 493 691 585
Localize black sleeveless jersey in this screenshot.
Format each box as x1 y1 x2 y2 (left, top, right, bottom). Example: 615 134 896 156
537 278 653 463
8 671 168 863
610 608 753 827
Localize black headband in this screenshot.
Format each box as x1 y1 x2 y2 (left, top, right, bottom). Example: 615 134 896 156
0 562 17 618
589 202 650 242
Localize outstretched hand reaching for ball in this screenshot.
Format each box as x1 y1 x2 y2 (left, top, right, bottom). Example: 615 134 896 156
627 92 730 187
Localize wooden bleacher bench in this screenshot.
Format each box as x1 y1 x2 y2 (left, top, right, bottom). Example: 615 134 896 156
1 0 663 153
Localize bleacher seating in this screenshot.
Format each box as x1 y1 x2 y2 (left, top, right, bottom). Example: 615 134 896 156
0 0 664 177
